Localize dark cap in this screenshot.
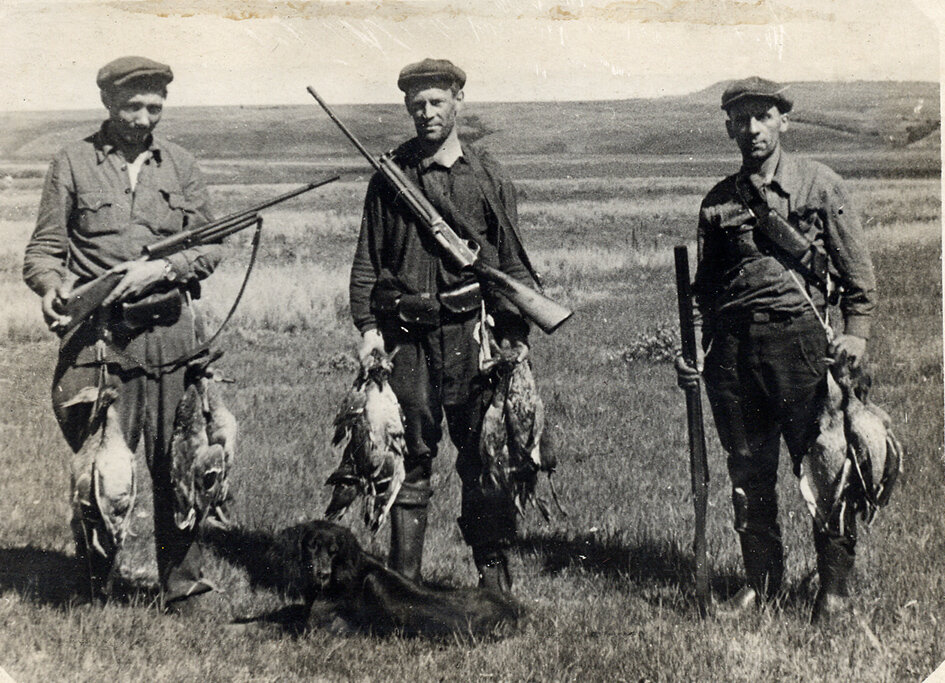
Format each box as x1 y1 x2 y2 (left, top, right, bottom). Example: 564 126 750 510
397 58 466 93
721 76 792 113
97 56 174 91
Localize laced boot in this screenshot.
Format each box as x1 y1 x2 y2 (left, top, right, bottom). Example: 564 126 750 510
388 482 432 582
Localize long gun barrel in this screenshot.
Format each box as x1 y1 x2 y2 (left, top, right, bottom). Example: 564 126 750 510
306 86 572 334
674 245 710 617
60 176 339 332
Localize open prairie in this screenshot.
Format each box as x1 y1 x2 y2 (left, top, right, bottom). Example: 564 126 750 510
0 88 942 681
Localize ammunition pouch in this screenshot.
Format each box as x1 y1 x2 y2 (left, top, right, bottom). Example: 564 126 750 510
371 274 481 328
438 281 482 315
119 288 183 331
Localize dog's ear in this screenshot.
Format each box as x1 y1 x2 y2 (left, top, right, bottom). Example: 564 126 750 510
328 525 363 593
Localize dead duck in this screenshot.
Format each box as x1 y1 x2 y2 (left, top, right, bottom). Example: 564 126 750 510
326 347 407 533
61 385 136 558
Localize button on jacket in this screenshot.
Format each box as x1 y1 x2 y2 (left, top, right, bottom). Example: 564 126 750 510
694 150 876 339
24 122 219 296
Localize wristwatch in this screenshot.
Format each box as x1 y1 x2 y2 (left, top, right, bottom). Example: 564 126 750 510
161 259 177 282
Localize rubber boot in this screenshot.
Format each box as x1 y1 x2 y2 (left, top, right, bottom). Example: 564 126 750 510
388 482 432 582
474 548 512 594
811 528 855 625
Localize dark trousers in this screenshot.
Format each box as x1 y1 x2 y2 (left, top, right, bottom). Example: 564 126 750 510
383 316 516 553
52 305 206 602
703 312 855 595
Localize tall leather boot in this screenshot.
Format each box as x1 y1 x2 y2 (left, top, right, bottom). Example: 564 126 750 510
71 509 116 604
388 481 432 582
474 547 512 593
720 486 783 614
739 528 785 601
811 524 856 625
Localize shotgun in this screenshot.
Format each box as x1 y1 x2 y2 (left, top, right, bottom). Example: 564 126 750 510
674 245 710 617
306 86 572 334
58 177 338 333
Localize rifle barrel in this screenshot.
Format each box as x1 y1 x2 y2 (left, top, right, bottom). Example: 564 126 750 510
306 87 382 173
142 177 337 258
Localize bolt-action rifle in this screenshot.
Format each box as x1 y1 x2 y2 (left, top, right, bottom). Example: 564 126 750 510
59 176 339 333
306 86 572 334
674 245 710 617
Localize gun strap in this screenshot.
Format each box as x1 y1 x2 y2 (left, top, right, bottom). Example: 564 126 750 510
464 148 543 291
733 174 825 291
100 218 264 378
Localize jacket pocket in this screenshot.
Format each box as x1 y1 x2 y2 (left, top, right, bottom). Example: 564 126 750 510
75 191 118 235
145 187 187 235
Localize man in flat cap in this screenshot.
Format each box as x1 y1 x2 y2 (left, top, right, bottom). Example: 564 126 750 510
676 76 876 624
350 58 536 592
24 56 223 614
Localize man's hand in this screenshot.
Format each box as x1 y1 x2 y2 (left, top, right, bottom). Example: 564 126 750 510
830 334 867 368
102 259 169 306
675 346 705 390
41 280 73 332
358 328 386 366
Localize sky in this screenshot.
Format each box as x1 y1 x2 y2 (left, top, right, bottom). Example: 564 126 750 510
0 0 940 110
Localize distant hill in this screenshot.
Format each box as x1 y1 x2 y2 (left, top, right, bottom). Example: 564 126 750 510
0 80 938 165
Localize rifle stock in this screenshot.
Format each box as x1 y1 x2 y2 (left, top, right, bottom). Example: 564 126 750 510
674 245 710 617
307 86 572 334
61 270 126 331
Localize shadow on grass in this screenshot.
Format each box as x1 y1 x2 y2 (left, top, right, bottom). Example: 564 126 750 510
0 545 159 609
201 524 297 596
516 530 750 612
516 529 821 617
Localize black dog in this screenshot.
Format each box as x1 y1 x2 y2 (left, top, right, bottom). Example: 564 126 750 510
279 520 523 639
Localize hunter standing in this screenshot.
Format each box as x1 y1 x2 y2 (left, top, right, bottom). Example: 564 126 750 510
676 77 876 623
23 57 222 613
350 58 534 592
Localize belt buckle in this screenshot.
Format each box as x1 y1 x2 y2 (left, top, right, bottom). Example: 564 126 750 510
751 311 771 323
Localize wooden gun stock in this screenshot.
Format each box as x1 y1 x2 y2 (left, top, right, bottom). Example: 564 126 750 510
674 245 710 617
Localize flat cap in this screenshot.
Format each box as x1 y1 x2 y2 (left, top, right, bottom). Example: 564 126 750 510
397 58 466 93
721 76 792 112
97 56 173 91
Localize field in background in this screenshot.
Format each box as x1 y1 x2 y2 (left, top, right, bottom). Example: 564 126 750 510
0 90 942 681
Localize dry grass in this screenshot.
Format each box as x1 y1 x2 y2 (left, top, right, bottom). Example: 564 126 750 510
0 166 941 682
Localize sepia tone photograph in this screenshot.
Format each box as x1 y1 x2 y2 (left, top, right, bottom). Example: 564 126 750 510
0 1 941 680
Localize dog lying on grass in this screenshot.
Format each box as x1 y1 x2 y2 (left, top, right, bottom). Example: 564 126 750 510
280 520 523 639
209 519 523 639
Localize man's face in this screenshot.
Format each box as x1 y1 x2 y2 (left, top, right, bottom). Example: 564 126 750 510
725 100 788 165
404 84 463 147
101 87 165 146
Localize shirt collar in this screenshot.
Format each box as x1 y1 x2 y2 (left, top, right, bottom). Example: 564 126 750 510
418 135 464 171
94 121 164 165
742 147 798 197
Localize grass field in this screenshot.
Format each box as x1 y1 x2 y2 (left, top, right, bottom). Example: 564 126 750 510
0 106 942 681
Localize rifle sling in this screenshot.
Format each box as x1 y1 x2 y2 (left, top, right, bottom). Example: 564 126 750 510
463 149 543 291
733 174 826 290
97 218 264 378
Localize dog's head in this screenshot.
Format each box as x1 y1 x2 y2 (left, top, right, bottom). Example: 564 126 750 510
296 520 364 600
